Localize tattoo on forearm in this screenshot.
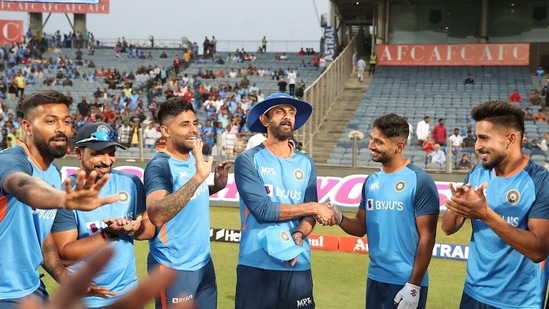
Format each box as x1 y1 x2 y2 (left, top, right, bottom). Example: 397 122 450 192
42 242 66 283
155 177 202 222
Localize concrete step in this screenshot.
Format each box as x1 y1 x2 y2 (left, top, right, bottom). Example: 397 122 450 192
310 75 369 164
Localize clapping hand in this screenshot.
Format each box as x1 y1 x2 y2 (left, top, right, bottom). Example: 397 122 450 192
103 215 143 237
446 182 489 220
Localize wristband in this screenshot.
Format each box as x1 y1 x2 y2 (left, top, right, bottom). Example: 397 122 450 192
291 230 306 238
101 228 118 241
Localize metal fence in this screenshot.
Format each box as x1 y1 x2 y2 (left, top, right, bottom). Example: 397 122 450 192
297 35 360 158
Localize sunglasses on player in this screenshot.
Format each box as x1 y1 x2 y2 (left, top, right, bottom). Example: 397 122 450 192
75 129 117 145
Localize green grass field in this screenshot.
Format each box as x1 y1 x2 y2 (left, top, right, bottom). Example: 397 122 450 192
43 206 472 308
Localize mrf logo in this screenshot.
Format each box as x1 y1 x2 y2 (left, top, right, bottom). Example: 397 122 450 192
297 297 313 308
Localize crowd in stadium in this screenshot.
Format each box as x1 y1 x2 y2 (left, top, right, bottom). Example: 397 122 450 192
0 32 327 157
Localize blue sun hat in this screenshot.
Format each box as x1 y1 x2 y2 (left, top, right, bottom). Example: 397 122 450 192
247 92 312 133
257 225 307 261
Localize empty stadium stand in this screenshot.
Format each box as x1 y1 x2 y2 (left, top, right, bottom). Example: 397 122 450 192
327 65 546 167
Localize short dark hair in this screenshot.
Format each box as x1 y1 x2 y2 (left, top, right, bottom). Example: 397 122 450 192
372 113 409 141
157 97 195 125
22 91 71 119
471 100 524 137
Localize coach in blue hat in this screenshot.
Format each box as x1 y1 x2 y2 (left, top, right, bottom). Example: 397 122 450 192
247 92 312 134
235 92 336 309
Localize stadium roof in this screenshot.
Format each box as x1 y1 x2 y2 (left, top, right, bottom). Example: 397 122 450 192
332 0 475 26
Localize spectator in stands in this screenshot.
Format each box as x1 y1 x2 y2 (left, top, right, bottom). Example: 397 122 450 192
287 68 297 97
77 96 90 117
457 153 472 171
521 135 531 150
277 76 288 93
430 143 446 165
533 108 547 123
295 82 306 100
524 107 534 121
129 120 141 148
173 55 182 75
448 128 464 156
509 89 522 103
298 48 306 56
319 55 327 71
261 36 267 53
540 132 549 151
422 134 436 154
416 115 431 145
357 57 366 83
536 66 545 89
118 120 131 148
143 121 160 149
432 118 447 145
75 48 83 60
528 90 542 106
461 123 476 139
312 53 320 70
62 77 73 87
159 51 168 58
463 130 476 151
464 74 474 85
0 79 6 98
368 53 377 76
14 71 25 97
530 139 545 157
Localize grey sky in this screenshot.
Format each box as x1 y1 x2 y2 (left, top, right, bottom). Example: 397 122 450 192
0 0 328 45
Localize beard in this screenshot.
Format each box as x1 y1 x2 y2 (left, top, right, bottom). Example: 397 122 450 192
371 152 392 164
36 135 68 159
481 153 504 170
269 119 294 141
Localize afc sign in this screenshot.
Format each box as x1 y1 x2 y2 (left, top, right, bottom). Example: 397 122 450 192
0 20 23 45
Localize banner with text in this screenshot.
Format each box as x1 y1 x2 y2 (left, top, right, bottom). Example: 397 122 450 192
0 0 109 13
5 0 99 3
377 43 530 66
323 26 336 61
0 20 23 45
59 166 456 211
209 228 469 261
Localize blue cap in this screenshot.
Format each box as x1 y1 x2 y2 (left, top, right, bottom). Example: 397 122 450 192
75 122 126 151
257 225 307 261
247 92 312 133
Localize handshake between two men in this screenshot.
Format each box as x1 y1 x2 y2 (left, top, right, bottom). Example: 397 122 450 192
314 202 343 226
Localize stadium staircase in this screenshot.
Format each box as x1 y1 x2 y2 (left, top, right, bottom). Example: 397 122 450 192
309 72 370 164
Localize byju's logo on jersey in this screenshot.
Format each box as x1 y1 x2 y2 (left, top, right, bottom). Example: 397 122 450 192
293 169 304 181
86 221 101 235
264 184 274 197
369 182 380 190
118 191 130 203
366 199 374 211
506 189 521 205
394 181 406 192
